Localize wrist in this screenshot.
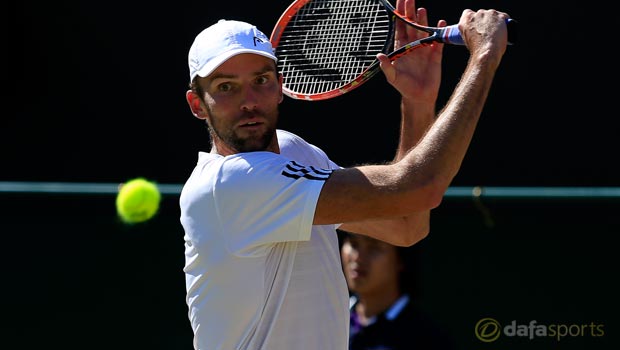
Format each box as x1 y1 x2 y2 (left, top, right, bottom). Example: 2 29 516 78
401 97 437 118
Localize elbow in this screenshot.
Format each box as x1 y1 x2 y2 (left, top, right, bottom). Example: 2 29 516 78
413 176 450 211
399 224 429 247
424 186 446 210
417 220 431 243
396 163 452 211
425 171 454 208
395 212 431 247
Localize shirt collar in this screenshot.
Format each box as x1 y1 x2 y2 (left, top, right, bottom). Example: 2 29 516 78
384 294 409 321
349 294 410 323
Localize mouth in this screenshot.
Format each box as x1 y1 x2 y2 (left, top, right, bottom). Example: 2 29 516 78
237 120 264 132
237 110 264 127
348 267 366 279
238 115 264 128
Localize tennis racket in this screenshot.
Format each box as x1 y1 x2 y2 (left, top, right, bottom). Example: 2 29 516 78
270 0 517 101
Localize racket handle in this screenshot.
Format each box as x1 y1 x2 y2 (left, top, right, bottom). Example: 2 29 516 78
441 18 517 46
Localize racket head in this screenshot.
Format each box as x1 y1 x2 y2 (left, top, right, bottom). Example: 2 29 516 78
270 0 395 101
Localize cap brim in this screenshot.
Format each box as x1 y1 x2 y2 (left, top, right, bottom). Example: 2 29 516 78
193 49 277 81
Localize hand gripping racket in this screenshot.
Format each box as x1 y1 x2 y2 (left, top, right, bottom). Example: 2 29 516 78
270 0 517 101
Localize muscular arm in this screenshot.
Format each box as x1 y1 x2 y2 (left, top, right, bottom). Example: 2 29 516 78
338 94 436 245
316 20 507 246
337 1 441 245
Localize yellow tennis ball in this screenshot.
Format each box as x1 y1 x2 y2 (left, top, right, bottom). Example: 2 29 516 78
116 177 161 224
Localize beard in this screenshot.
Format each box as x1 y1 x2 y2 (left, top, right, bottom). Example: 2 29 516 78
207 108 277 153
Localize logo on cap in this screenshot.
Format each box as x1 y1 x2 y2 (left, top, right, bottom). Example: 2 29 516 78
254 36 266 46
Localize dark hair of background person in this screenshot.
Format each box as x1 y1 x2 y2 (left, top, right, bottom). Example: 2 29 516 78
337 229 423 297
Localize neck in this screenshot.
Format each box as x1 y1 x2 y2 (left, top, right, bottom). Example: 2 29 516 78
210 134 281 156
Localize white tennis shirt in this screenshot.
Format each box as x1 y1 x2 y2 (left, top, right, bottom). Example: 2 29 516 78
180 130 349 350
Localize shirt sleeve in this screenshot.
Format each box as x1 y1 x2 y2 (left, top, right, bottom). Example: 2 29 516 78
213 151 333 257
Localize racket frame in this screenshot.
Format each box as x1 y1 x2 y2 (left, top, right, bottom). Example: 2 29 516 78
270 0 465 100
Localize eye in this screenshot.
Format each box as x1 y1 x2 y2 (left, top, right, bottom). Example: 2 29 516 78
217 82 233 92
255 75 269 85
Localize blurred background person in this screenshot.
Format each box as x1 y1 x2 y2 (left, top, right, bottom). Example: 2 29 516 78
339 230 456 350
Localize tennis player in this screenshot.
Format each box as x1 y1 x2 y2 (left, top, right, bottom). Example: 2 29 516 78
179 0 511 348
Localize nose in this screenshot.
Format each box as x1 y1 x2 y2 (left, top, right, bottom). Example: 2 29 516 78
347 247 363 264
240 86 260 111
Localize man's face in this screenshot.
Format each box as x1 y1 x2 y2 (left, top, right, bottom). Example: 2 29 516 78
341 234 403 295
195 53 283 154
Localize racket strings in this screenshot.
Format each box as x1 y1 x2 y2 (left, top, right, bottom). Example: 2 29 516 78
275 0 391 95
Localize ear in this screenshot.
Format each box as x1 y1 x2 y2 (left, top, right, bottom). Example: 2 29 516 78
186 90 208 120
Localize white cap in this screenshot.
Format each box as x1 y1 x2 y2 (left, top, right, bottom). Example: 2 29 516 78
188 19 277 83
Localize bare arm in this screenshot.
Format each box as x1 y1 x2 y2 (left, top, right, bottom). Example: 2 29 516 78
339 1 441 245
316 9 509 246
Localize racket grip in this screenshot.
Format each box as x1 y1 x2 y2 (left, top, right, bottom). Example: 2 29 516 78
441 18 517 46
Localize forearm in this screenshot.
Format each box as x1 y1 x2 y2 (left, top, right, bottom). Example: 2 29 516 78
316 55 500 223
389 96 436 242
339 82 437 243
315 10 508 242
395 97 436 160
403 54 499 190
338 210 430 247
